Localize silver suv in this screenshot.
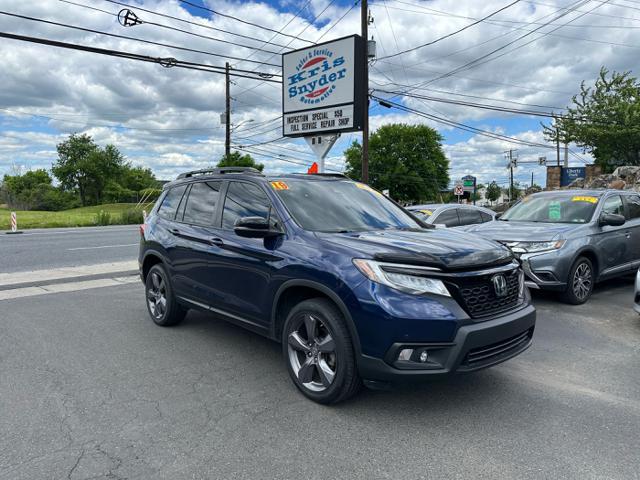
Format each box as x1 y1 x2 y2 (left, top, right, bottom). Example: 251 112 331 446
468 189 640 304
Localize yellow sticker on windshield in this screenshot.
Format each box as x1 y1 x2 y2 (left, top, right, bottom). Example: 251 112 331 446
355 183 381 195
572 196 598 204
420 209 433 215
270 181 289 190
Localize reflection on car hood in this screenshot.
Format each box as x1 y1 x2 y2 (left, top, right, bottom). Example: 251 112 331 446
317 228 512 270
467 220 581 242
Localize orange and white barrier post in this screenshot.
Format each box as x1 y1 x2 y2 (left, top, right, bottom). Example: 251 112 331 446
7 211 22 234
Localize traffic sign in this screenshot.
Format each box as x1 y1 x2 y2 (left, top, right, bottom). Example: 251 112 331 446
454 184 464 196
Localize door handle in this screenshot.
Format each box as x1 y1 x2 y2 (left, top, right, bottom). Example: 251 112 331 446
210 237 224 246
170 228 180 236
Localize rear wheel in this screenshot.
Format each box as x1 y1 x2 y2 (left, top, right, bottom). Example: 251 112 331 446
145 264 186 326
560 257 594 305
282 298 361 404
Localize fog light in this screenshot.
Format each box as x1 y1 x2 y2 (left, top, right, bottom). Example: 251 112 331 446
398 348 413 361
419 350 429 363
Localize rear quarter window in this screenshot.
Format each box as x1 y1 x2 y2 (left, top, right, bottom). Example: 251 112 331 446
157 185 187 220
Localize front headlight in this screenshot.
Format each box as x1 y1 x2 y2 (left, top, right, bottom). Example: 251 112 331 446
352 259 450 297
506 240 565 254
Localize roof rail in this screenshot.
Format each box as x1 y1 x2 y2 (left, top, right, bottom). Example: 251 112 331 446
176 167 264 179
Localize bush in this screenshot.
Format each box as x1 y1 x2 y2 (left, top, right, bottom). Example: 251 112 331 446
94 210 112 226
119 208 144 225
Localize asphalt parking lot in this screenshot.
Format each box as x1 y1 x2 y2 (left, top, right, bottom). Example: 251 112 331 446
1 261 639 479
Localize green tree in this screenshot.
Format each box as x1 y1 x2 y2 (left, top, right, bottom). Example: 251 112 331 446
544 67 640 172
486 181 502 204
217 151 264 172
343 124 450 203
53 134 126 206
1 169 78 211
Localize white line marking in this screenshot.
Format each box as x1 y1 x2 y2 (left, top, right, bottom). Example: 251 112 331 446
67 243 138 251
0 261 138 288
0 275 140 301
0 227 137 238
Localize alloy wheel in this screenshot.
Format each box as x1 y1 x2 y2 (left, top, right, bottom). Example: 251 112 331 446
572 262 592 301
147 271 167 319
287 314 337 392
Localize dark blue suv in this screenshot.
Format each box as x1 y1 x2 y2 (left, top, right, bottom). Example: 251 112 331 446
139 168 536 404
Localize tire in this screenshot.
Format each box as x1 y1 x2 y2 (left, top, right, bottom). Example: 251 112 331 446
145 264 187 326
282 298 361 404
560 257 594 305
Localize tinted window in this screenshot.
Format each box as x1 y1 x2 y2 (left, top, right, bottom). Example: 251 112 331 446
480 211 494 222
625 195 640 219
273 179 420 232
222 182 271 229
602 195 624 216
182 181 221 225
433 209 460 227
158 185 187 220
458 208 483 226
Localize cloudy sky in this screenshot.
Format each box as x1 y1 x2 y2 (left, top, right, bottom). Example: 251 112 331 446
0 0 638 189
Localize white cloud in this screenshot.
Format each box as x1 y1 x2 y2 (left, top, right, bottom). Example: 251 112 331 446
0 0 631 182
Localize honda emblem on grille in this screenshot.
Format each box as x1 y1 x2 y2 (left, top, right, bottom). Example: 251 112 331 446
492 274 508 297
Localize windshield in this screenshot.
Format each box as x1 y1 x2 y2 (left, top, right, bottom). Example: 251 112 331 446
271 178 421 232
501 194 599 223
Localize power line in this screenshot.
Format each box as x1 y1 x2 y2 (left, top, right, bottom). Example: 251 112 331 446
0 30 283 83
377 0 522 60
315 0 361 43
176 0 316 44
65 0 296 51
4 8 284 67
372 95 558 150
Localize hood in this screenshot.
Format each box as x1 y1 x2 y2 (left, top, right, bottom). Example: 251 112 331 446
467 220 580 242
316 228 512 271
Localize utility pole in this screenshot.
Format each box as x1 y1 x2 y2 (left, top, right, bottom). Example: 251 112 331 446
225 61 231 158
531 171 534 188
505 149 516 203
563 142 569 168
361 0 369 184
555 122 560 167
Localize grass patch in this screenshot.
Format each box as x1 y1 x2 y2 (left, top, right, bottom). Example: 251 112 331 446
0 203 154 230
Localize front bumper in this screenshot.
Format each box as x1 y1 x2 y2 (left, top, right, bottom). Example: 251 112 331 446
519 251 569 291
357 304 536 383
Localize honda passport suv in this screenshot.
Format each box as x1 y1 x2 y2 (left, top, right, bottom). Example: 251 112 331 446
139 168 536 404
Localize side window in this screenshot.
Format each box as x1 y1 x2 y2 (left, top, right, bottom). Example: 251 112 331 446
182 181 221 226
458 208 483 226
433 209 460 227
222 182 272 230
625 195 640 220
480 211 494 222
602 195 624 216
157 185 187 221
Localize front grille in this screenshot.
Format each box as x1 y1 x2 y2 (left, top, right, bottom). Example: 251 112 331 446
447 268 522 319
463 328 533 368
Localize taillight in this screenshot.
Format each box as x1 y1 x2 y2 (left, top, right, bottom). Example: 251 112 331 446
140 224 146 237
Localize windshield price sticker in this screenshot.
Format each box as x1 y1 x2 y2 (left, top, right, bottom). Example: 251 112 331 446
270 181 289 191
284 105 354 136
571 196 598 204
355 183 382 196
420 209 433 215
548 201 562 221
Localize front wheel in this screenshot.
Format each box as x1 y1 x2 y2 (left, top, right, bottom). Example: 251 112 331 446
560 257 594 305
282 298 361 404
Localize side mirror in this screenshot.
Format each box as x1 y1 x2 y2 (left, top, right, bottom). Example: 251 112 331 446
599 213 626 227
234 216 281 238
494 212 502 219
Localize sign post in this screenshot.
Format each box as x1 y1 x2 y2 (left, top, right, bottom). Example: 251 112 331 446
304 133 340 173
282 35 365 168
454 184 464 203
461 175 477 205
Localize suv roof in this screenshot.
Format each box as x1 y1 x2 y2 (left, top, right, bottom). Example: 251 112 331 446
165 169 350 189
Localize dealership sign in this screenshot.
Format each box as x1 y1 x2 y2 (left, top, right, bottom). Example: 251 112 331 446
282 35 365 137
